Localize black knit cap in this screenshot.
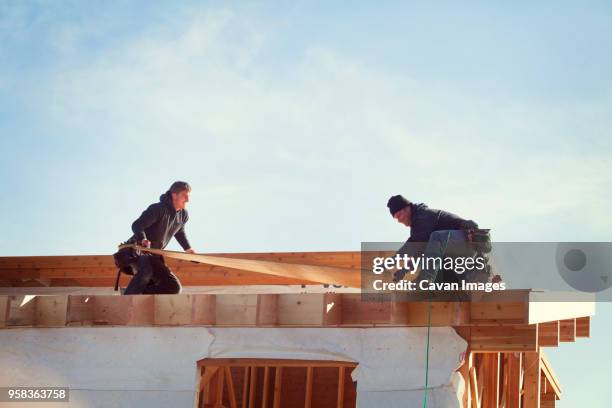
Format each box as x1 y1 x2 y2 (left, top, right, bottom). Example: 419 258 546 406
387 195 411 216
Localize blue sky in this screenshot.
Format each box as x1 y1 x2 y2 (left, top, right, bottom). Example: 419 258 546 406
1 1 611 405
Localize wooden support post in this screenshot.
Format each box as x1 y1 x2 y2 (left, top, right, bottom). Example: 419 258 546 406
538 322 559 347
273 367 283 408
575 316 590 337
262 366 270 408
471 325 538 352
482 353 500 408
249 366 257 408
257 295 278 326
469 364 481 408
224 367 238 408
323 293 343 326
0 296 8 328
305 366 313 408
242 367 250 408
337 366 345 408
559 319 575 342
506 353 522 408
214 366 225 407
523 351 541 408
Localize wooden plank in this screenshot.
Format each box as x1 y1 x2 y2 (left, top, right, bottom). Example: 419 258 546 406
35 296 68 326
540 393 556 408
342 294 391 325
523 351 541 408
305 366 313 408
402 301 469 326
262 366 270 408
121 245 362 288
0 295 9 327
198 359 357 368
559 319 575 342
215 366 225 406
92 295 154 326
539 352 562 398
471 301 527 324
481 353 500 408
224 367 238 408
506 352 522 408
469 365 481 408
471 325 538 352
154 294 192 325
278 294 325 326
242 367 250 408
337 366 345 408
192 294 216 325
538 321 559 347
248 366 257 408
7 295 37 326
0 251 362 270
273 367 283 408
323 293 343 326
575 316 590 337
216 295 258 326
257 294 279 326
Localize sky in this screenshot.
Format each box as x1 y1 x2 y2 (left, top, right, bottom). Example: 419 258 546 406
1 1 611 405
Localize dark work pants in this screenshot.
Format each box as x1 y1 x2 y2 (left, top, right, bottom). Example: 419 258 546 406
124 254 182 295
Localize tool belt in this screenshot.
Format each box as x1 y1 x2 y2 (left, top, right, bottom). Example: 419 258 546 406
112 242 141 291
465 228 492 254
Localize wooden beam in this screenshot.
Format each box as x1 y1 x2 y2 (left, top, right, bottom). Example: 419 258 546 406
224 367 238 408
559 319 575 342
506 352 522 408
256 294 278 326
470 325 538 352
305 366 313 408
199 359 357 368
523 351 541 408
122 245 362 288
575 316 590 337
248 366 257 408
469 364 481 408
539 352 562 399
273 367 283 408
242 367 250 408
337 366 345 408
262 366 270 408
538 321 559 347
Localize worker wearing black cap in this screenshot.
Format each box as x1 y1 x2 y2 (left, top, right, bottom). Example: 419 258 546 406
386 195 490 284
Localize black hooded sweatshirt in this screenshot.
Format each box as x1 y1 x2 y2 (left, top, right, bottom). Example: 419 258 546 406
129 191 191 250
397 202 478 256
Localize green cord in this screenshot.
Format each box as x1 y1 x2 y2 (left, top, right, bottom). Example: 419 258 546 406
423 231 452 408
423 297 433 407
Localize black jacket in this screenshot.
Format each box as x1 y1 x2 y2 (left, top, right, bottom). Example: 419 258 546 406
129 191 191 250
397 203 478 256
408 203 478 242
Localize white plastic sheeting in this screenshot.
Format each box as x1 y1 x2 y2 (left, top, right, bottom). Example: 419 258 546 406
0 327 466 407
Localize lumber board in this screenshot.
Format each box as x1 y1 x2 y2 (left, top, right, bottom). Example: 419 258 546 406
0 293 596 332
523 351 541 408
120 245 362 288
538 321 559 347
575 316 590 337
470 325 538 352
558 319 575 342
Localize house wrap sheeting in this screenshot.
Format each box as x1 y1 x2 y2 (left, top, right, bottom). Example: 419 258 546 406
0 327 466 407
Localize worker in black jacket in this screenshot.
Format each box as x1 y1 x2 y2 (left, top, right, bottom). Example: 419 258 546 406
386 194 488 284
124 181 195 295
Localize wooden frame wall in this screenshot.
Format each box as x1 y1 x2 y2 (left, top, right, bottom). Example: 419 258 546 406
196 358 357 408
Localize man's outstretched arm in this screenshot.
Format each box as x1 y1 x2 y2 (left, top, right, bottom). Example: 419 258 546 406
175 226 194 253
